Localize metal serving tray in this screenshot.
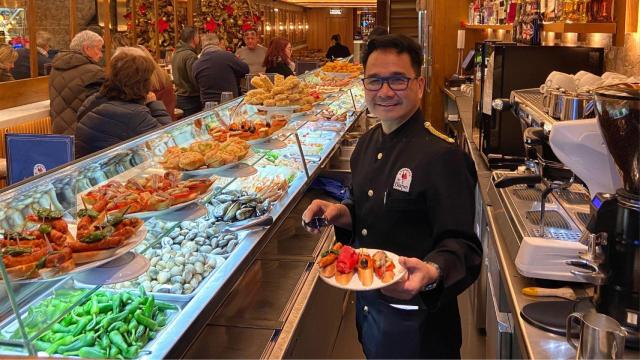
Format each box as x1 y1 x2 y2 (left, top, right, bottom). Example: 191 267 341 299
0 277 181 357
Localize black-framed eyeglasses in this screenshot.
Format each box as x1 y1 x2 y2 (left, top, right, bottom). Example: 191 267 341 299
361 76 417 91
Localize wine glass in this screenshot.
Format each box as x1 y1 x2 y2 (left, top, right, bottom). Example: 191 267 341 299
220 92 234 104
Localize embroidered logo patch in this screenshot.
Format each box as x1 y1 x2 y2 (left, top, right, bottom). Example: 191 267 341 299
393 168 412 192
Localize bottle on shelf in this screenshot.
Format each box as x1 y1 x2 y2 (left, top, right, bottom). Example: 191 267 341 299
544 0 558 21
576 0 591 22
507 0 518 23
589 0 613 22
561 0 579 22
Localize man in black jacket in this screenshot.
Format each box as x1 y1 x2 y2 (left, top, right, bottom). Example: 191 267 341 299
303 34 482 358
326 34 351 60
172 27 201 116
193 33 249 105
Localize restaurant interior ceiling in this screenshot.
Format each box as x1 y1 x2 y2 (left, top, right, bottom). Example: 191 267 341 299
281 0 376 8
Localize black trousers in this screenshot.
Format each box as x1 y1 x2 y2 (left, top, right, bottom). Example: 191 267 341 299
355 291 462 359
177 95 202 117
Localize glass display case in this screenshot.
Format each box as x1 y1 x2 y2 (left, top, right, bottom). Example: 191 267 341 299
0 69 366 358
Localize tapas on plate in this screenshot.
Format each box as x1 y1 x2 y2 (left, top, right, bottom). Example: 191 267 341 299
81 170 214 216
317 243 406 291
160 139 251 173
208 114 288 143
0 207 146 281
245 74 322 110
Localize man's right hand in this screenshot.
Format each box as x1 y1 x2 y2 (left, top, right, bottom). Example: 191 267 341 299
301 199 352 233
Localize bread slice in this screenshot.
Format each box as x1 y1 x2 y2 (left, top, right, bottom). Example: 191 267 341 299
335 270 354 285
320 262 336 278
381 270 395 283
357 266 374 286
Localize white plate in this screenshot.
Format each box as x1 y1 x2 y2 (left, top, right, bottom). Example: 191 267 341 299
322 72 354 79
256 105 299 112
121 192 209 219
318 248 407 291
72 252 150 285
181 149 255 177
0 225 147 284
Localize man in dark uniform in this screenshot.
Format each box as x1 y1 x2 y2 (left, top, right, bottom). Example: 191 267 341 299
302 34 482 358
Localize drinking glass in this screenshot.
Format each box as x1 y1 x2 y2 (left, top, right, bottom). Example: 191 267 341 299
220 92 234 104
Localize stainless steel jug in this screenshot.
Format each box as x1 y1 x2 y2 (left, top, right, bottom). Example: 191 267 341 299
560 93 595 120
566 311 627 359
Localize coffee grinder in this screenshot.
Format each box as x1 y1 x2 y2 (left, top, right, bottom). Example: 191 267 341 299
585 84 639 348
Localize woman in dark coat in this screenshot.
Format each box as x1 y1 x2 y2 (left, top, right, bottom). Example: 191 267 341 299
263 37 295 77
75 47 172 158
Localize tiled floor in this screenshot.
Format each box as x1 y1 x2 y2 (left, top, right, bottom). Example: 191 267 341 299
330 288 486 359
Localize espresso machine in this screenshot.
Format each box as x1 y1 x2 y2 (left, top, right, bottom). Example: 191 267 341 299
554 84 639 348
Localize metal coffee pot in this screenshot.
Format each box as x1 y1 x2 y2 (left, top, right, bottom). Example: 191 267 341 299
566 311 627 359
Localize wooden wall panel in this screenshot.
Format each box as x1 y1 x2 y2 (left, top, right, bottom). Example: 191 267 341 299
425 0 469 130
0 77 49 110
306 8 354 54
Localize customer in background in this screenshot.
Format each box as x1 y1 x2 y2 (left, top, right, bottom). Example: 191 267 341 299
12 31 53 79
236 30 267 74
110 32 131 53
49 30 105 135
263 37 295 77
75 47 172 158
325 34 351 60
262 38 296 77
138 46 176 120
172 26 201 116
0 44 18 82
236 30 267 92
302 34 481 358
193 33 249 105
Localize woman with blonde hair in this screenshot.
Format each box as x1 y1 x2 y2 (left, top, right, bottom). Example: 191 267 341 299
137 45 177 120
0 44 18 82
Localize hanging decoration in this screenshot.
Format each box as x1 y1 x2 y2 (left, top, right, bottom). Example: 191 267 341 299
125 0 176 54
196 0 262 52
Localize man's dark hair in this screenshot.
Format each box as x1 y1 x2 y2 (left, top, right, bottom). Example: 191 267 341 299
331 34 341 43
362 34 422 77
180 26 198 43
367 26 388 41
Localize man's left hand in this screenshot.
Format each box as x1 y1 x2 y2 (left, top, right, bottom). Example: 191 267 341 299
381 257 439 300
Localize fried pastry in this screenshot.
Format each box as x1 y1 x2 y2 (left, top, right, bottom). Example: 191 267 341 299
274 74 285 87
189 140 218 155
178 151 205 170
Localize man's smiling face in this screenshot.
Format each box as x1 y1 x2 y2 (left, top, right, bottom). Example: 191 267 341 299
364 49 425 125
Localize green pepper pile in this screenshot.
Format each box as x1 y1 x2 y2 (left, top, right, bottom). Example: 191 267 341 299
12 288 177 359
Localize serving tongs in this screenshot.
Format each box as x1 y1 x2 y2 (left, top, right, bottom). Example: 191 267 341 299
210 214 274 234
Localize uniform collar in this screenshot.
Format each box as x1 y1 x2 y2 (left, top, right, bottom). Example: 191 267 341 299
378 109 424 144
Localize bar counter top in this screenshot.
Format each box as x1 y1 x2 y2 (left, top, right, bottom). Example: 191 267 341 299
0 100 50 127
443 87 639 359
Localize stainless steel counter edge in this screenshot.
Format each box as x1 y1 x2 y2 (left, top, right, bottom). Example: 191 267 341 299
446 88 574 359
268 228 335 359
144 110 366 359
